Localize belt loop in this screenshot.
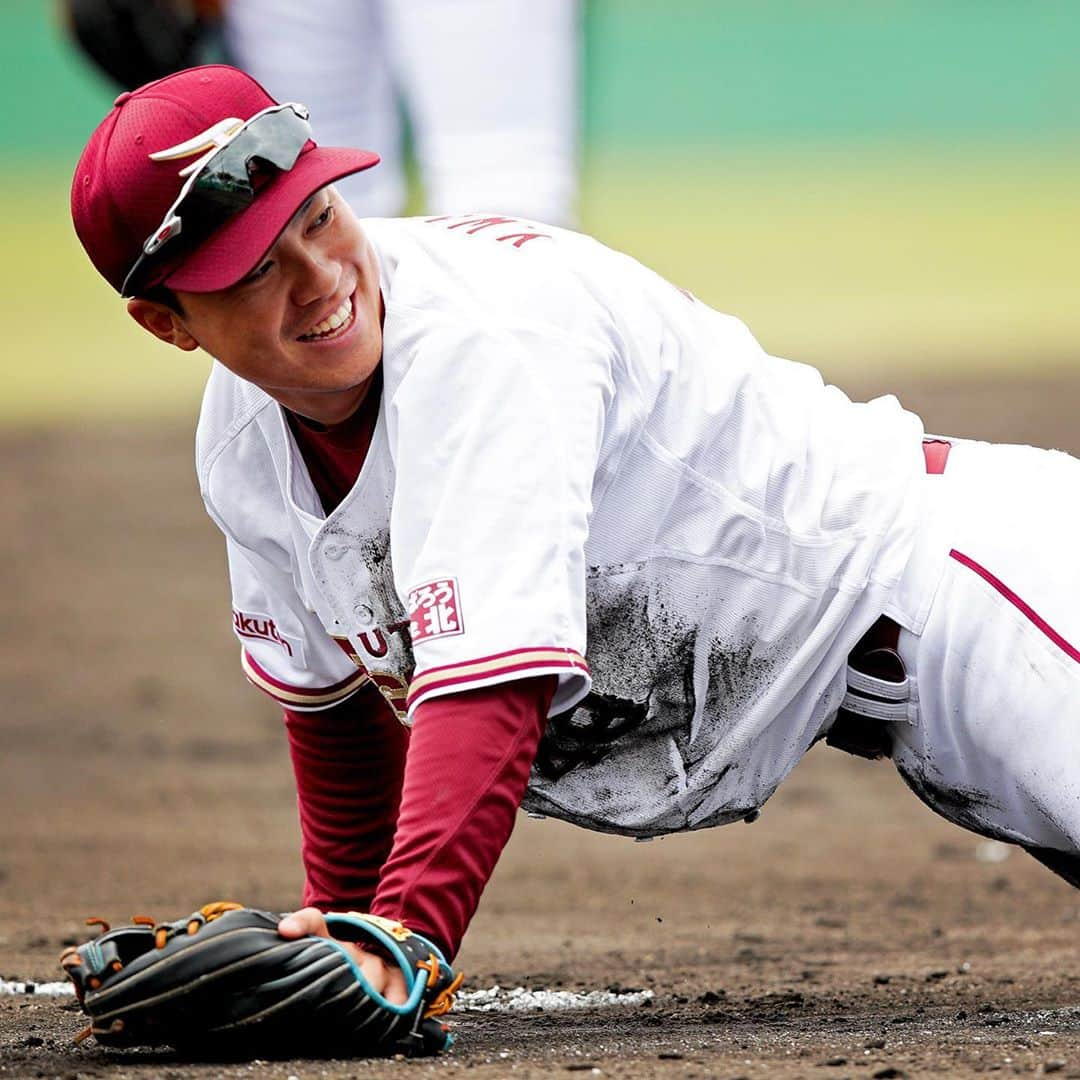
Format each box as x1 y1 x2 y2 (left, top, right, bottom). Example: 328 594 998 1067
922 438 951 475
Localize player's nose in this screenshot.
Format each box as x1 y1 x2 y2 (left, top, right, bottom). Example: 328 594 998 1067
285 240 340 309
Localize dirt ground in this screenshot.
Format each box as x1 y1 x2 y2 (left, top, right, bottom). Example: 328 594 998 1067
3 369 1080 1080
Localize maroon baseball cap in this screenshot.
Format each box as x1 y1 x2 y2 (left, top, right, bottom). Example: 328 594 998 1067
71 65 379 295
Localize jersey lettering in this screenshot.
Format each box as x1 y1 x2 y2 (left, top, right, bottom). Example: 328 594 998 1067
233 609 297 658
444 215 516 234
357 619 411 659
425 214 552 250
331 635 411 722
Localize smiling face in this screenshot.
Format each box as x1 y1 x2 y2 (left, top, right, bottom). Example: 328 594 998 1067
127 186 384 426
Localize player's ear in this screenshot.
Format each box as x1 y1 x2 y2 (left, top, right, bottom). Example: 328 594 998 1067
126 298 199 352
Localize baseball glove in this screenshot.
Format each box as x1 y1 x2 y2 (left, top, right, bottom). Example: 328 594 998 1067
61 0 224 91
60 901 462 1058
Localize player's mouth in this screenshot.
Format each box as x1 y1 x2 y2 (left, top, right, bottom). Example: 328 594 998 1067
297 293 356 343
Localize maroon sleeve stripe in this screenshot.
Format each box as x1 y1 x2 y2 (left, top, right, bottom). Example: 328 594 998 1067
406 647 588 710
241 648 371 707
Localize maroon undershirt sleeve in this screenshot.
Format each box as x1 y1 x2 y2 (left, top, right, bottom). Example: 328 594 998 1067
371 675 556 959
283 681 409 911
284 398 556 959
284 674 556 960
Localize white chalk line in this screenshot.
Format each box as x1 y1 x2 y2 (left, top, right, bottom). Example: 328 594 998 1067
2 980 73 997
458 986 654 1012
1 979 653 1013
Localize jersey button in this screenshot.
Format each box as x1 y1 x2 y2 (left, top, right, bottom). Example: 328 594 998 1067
113 91 132 107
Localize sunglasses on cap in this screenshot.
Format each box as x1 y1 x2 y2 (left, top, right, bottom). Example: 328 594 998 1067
122 102 313 298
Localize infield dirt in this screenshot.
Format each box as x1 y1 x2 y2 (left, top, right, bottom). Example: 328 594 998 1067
3 369 1080 1079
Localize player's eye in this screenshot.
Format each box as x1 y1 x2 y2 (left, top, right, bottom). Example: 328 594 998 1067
240 260 274 285
310 205 333 231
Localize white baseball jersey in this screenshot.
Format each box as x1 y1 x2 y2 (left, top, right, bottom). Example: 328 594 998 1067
197 214 929 838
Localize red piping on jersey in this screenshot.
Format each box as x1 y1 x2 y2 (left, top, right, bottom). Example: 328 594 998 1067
949 549 1080 665
242 648 369 698
406 646 588 710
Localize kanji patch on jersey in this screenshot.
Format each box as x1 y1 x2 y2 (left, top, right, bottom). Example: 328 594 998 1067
407 577 465 644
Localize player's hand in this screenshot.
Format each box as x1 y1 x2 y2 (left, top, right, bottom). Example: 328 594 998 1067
277 907 409 1004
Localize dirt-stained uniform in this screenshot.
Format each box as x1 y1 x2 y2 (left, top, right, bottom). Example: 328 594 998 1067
202 207 1080 874
202 211 927 834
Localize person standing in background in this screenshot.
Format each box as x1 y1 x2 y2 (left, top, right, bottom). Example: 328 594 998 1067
223 0 580 224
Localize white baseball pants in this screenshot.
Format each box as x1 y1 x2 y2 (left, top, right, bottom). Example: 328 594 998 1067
891 439 1080 878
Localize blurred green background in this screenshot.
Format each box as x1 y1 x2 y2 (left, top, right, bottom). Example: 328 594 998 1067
2 0 1077 425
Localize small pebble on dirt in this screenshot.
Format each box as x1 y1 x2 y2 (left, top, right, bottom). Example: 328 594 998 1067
1043 1063 1066 1075
872 1069 906 1079
734 931 765 944
975 840 1011 864
822 1056 848 1066
658 1052 683 1060
873 974 891 985
865 1038 886 1050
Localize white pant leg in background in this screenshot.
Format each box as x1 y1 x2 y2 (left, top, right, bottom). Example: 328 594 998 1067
381 0 580 224
224 0 407 216
892 440 1080 879
225 0 580 224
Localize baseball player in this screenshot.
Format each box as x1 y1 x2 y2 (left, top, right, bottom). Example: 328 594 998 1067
70 66 1080 1005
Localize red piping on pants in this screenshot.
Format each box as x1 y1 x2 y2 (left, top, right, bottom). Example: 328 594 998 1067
949 548 1080 665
